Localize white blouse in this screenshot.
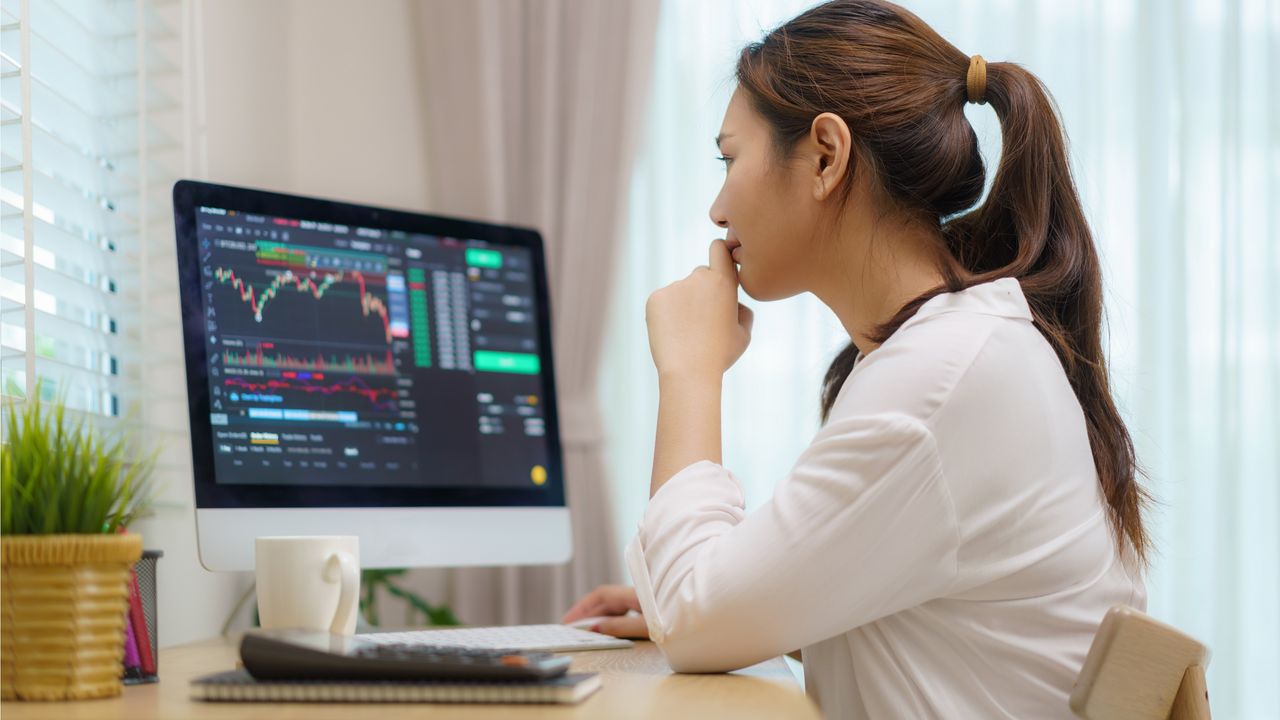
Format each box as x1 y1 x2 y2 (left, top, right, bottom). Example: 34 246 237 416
625 277 1146 719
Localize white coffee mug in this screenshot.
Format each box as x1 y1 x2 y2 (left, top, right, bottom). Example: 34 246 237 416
255 535 360 635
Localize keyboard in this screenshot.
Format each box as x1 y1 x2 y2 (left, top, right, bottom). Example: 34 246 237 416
358 624 634 653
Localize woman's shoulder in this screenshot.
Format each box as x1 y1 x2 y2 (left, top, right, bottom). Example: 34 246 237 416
828 278 1050 425
830 310 1020 425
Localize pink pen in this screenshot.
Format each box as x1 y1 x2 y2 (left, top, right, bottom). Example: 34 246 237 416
123 615 141 670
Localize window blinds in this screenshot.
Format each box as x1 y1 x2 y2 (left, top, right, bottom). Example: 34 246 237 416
0 0 187 418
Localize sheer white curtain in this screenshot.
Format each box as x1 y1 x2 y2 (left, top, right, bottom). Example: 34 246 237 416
412 0 660 625
600 1 1279 716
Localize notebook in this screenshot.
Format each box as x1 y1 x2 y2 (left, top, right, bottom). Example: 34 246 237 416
190 669 601 704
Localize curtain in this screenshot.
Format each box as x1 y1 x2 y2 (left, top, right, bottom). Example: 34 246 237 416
601 1 1279 716
411 0 661 625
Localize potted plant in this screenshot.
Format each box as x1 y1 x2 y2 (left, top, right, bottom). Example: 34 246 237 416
1 390 155 701
359 568 459 628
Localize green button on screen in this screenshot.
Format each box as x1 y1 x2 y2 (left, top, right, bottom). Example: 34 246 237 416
465 248 503 269
474 350 540 374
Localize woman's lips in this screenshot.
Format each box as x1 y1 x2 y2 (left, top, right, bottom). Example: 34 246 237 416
726 238 742 263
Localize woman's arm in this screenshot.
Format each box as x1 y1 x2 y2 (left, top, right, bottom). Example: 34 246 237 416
643 239 751 497
627 414 959 673
651 372 723 496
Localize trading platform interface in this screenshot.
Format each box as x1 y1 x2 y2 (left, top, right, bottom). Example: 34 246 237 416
195 206 551 490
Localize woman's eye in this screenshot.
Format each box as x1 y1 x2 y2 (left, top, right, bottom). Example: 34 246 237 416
716 155 733 168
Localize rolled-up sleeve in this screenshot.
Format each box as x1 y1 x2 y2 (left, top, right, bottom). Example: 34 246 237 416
625 413 959 673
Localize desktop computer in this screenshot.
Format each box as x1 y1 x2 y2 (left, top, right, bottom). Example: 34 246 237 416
172 180 574 573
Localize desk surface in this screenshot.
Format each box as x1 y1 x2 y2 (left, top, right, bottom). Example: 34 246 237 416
2 636 820 719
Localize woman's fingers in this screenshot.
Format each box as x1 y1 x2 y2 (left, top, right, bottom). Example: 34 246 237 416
563 586 647 639
593 614 649 640
708 238 736 278
561 584 639 622
560 592 604 622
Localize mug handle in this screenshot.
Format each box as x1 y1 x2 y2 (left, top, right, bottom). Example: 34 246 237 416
324 551 359 634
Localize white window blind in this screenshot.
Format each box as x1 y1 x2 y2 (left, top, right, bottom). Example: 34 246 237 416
1 0 188 418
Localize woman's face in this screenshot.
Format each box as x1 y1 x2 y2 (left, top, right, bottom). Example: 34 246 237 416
708 88 823 302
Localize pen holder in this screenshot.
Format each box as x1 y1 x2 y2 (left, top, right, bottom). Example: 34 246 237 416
122 550 163 685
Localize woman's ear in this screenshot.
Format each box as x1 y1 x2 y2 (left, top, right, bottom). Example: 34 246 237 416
808 111 853 202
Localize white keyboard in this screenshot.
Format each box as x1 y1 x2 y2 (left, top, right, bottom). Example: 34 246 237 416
358 624 635 653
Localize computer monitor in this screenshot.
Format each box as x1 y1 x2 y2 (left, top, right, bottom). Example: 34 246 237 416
172 180 571 571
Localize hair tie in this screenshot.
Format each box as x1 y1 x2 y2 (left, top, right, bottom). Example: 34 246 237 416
966 55 987 105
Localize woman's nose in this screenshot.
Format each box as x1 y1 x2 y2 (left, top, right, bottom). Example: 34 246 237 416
709 192 729 228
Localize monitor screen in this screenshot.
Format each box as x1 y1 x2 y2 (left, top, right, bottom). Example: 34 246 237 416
173 181 565 510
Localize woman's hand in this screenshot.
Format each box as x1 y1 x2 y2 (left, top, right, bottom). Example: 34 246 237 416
560 584 649 639
645 239 753 380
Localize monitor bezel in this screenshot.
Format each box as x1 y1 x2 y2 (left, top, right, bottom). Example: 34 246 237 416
173 179 567 510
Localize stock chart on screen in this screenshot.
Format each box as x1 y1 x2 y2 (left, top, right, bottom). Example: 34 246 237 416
194 206 550 489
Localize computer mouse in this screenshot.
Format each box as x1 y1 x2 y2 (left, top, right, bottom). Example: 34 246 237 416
564 615 612 631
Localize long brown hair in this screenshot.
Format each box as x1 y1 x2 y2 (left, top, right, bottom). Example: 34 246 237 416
735 0 1150 565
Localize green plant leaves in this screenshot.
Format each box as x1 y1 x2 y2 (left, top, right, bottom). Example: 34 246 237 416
0 387 156 535
358 568 459 628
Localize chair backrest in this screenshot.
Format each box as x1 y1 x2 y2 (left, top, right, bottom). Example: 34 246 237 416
1070 605 1211 720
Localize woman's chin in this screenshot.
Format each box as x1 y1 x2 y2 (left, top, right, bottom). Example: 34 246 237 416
737 272 771 301
739 272 801 302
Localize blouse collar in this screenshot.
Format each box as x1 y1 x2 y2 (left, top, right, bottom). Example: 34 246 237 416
903 277 1034 329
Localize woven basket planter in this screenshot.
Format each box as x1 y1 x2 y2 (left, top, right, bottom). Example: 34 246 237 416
1 533 143 701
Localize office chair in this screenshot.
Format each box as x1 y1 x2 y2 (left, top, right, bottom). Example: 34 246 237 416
1070 605 1211 719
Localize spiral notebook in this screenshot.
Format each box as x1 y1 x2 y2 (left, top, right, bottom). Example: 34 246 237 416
190 669 602 705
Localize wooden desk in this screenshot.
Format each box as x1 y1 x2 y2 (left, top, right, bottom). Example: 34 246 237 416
1 636 820 719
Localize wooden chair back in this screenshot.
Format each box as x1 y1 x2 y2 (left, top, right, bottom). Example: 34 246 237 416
1070 605 1211 720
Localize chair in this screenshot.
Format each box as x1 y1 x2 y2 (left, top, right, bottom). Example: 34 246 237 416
1070 605 1211 719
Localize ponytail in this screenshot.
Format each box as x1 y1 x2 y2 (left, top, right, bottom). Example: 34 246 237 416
948 61 1152 566
743 0 1151 565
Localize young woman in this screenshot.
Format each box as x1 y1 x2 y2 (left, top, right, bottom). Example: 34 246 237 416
563 0 1149 716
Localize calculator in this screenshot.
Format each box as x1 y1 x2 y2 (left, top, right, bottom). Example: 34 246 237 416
240 629 573 682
